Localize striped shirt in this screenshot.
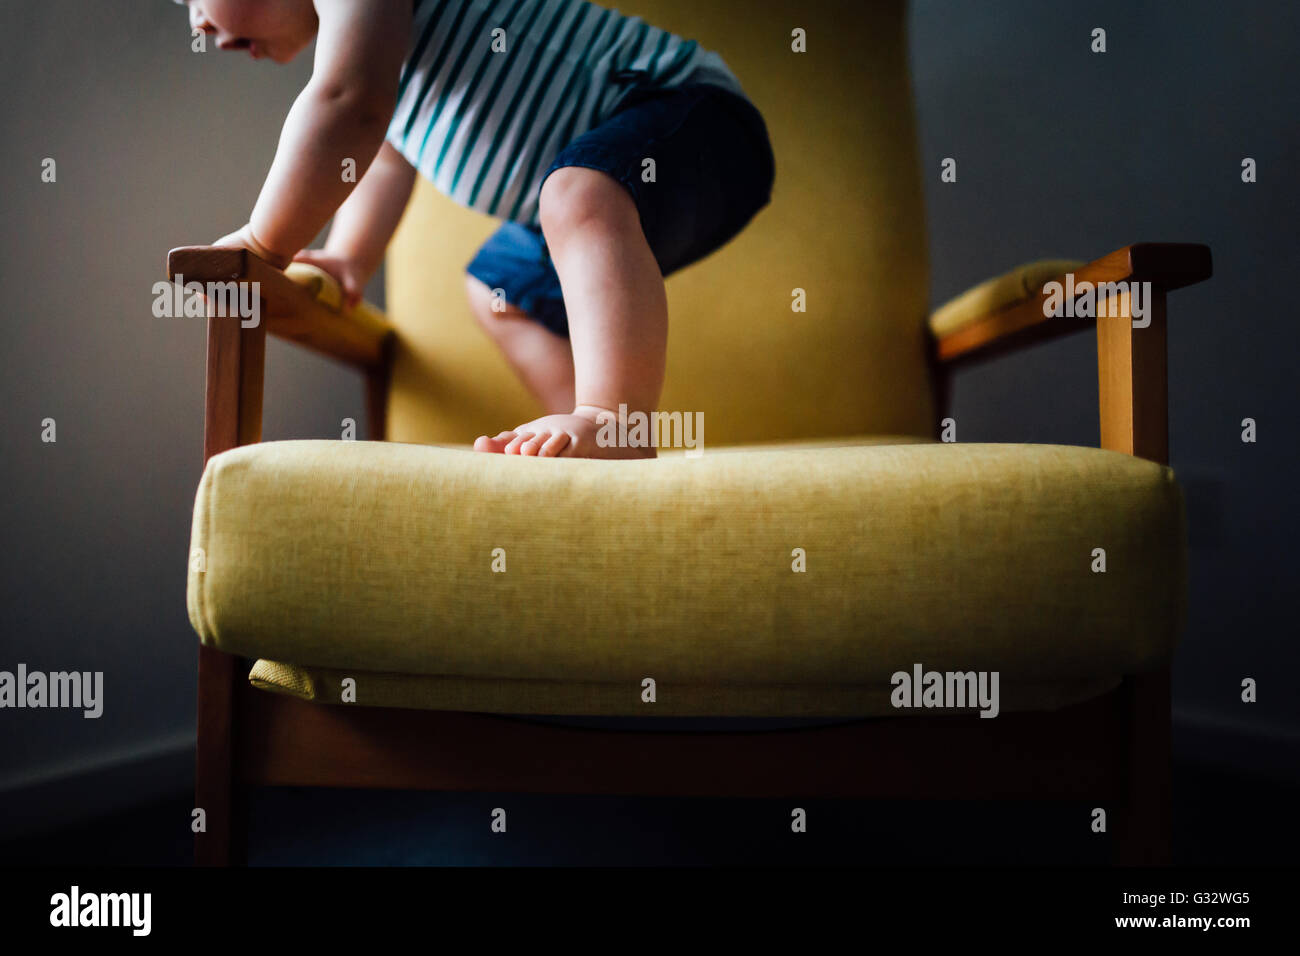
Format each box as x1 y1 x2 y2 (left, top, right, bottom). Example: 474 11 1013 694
387 0 748 226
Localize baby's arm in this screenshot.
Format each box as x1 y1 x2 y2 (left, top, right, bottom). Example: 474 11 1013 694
226 0 410 267
294 140 416 307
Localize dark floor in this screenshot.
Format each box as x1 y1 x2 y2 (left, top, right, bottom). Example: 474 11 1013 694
2 759 1296 866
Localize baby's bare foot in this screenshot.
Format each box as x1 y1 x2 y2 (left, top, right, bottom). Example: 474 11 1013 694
473 406 656 459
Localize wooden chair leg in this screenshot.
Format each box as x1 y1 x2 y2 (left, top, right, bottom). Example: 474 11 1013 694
194 306 265 866
365 334 393 441
1096 287 1168 463
1112 670 1172 865
195 646 247 866
1098 286 1173 864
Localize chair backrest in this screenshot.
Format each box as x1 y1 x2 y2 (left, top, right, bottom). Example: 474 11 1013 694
385 0 934 445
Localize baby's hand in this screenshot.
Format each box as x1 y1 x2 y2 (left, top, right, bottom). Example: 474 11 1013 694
292 249 370 309
211 224 292 271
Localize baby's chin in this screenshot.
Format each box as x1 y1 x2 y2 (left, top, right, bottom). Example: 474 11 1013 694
258 40 310 64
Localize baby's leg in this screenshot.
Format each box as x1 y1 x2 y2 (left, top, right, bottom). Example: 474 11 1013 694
474 166 666 459
537 166 667 421
465 275 574 414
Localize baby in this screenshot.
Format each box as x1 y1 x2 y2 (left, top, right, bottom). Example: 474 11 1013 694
186 0 774 458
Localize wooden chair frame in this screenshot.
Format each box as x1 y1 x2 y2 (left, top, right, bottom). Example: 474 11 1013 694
168 241 1211 867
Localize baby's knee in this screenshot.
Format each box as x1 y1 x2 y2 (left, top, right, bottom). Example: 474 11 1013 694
538 166 633 237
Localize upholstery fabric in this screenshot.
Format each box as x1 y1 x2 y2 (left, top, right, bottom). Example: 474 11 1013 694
383 0 936 446
187 438 1186 715
929 259 1087 338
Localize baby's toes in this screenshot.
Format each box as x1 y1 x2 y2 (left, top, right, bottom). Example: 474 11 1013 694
474 431 516 453
519 430 550 456
504 431 537 455
538 431 571 457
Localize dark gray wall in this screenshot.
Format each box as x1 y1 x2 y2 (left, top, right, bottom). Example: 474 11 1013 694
0 1 374 826
910 0 1298 757
0 0 1295 831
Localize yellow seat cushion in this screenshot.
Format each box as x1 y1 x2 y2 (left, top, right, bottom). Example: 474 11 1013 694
929 259 1087 338
188 438 1185 716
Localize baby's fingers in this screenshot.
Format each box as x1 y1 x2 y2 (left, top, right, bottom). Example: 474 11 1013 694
341 276 364 310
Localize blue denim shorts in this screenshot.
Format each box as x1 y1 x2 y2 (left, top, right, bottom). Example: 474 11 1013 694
465 81 776 337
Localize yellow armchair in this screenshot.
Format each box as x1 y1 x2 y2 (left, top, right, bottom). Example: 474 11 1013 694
171 0 1210 866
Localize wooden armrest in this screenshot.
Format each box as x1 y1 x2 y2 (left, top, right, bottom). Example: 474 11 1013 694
935 242 1211 364
167 246 394 370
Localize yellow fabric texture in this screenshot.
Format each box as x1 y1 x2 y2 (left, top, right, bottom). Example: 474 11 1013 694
188 438 1187 717
929 259 1087 338
383 0 936 446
